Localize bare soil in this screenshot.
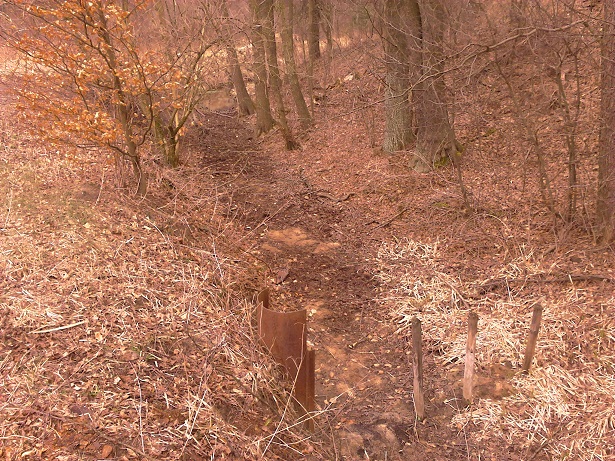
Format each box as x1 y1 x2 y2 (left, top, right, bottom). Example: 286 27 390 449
194 112 430 460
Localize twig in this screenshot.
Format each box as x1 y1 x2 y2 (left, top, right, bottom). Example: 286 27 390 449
29 320 86 334
411 317 425 420
478 274 613 290
298 167 313 193
94 431 156 461
114 237 134 258
369 208 409 230
237 200 293 243
133 367 145 453
436 271 470 307
463 312 479 404
522 304 544 373
180 364 211 457
195 107 234 119
298 168 355 202
95 169 104 206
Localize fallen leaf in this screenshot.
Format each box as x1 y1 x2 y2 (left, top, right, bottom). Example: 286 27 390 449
101 444 113 458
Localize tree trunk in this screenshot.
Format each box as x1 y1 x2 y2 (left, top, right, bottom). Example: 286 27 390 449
279 0 312 129
96 6 147 195
321 0 333 56
152 115 180 168
308 0 321 61
221 0 255 116
411 0 458 172
262 0 297 149
597 0 615 242
229 54 255 116
250 0 275 135
382 0 413 154
229 49 256 116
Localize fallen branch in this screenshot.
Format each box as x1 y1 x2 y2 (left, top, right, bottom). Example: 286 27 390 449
29 320 86 334
369 208 409 230
478 274 613 290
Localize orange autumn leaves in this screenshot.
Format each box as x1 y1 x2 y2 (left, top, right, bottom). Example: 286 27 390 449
4 0 213 179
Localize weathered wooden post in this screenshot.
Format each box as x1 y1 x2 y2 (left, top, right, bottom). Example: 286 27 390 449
522 304 543 373
256 288 315 430
463 312 479 404
411 317 425 420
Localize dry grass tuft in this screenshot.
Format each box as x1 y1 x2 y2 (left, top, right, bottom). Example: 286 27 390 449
0 115 318 459
376 237 615 461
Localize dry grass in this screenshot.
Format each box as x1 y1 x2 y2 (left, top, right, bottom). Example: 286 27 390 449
376 237 615 460
0 117 318 459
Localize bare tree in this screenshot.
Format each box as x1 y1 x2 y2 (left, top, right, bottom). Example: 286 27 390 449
250 0 275 135
149 1 218 170
218 0 255 116
380 0 458 171
2 1 206 193
261 0 297 148
598 0 615 242
308 0 321 61
2 0 227 195
279 0 312 130
321 0 334 56
95 4 146 193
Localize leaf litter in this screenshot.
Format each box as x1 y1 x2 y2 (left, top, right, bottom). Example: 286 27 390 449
2 31 615 461
375 237 615 460
0 106 319 460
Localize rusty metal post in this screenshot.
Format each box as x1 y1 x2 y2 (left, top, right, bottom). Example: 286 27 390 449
256 288 315 429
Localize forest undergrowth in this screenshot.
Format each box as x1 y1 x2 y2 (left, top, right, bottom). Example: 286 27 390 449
1 26 615 461
0 99 318 458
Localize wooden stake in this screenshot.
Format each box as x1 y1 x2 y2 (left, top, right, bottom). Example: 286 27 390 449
463 312 479 404
411 317 425 420
522 304 544 372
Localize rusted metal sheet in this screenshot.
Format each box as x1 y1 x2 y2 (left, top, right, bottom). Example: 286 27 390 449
256 288 315 429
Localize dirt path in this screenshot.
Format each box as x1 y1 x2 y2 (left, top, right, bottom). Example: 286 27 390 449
0 63 471 460
196 113 471 461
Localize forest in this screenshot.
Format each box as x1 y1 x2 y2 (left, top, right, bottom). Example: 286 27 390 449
0 0 614 460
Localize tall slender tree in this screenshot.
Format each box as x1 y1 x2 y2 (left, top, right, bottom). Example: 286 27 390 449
250 0 275 135
321 0 333 56
279 0 312 129
262 0 297 148
597 0 615 242
219 0 255 116
308 0 321 61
